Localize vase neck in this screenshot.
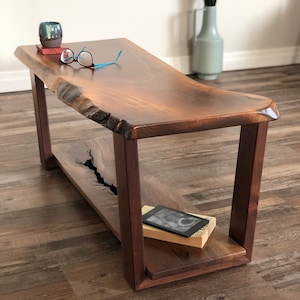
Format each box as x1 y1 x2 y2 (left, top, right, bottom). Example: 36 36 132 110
199 6 219 37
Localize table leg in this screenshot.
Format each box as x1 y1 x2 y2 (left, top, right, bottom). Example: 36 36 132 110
113 132 146 289
229 122 268 260
30 72 56 169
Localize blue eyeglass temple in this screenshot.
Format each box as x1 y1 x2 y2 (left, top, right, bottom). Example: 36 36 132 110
92 50 123 69
70 47 122 69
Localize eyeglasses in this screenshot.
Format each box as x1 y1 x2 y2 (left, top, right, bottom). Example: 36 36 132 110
60 47 122 69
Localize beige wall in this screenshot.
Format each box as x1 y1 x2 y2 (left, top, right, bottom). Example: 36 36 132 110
1 0 300 92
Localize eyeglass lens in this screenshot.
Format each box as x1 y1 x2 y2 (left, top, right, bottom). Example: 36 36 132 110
77 52 93 67
60 49 93 67
60 49 74 64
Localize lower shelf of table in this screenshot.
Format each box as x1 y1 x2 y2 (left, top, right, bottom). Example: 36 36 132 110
52 138 248 286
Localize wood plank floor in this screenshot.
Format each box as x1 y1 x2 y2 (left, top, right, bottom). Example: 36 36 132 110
1 65 300 299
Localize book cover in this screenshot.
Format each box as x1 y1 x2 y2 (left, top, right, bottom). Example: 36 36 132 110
142 205 216 248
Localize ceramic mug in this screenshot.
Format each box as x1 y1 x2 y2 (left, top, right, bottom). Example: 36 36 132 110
39 21 62 48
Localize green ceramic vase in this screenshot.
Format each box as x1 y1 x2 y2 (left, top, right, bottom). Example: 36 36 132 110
192 6 224 80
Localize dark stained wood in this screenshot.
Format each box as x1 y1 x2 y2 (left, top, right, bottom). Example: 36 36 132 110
15 39 279 139
52 140 120 238
0 64 299 298
143 231 247 283
51 135 247 286
113 133 145 289
13 39 280 290
230 122 268 260
30 72 56 169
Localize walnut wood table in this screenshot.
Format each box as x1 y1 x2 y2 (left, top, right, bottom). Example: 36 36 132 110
15 39 279 290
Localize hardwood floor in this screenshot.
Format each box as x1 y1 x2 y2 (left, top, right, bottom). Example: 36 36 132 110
1 65 299 299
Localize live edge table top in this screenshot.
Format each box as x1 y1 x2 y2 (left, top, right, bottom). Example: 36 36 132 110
15 38 279 139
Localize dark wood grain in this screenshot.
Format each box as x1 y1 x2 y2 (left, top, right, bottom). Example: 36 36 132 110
13 39 281 290
51 135 247 286
15 39 279 139
230 122 268 260
0 64 299 298
113 132 145 289
30 72 56 169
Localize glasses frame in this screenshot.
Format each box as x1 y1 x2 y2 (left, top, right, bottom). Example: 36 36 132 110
60 47 122 69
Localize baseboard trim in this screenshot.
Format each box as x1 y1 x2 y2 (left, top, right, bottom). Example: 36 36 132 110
1 46 300 93
223 46 300 71
0 70 31 93
163 46 300 74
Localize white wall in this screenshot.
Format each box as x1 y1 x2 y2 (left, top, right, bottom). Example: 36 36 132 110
1 0 300 92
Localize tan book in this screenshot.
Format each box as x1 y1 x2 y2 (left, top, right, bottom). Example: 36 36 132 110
142 205 216 248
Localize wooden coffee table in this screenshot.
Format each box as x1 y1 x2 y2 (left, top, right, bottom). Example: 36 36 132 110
15 38 279 290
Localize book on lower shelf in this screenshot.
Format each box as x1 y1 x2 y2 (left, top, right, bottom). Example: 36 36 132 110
142 205 216 248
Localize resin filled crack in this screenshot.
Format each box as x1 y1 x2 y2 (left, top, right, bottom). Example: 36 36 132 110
82 150 117 195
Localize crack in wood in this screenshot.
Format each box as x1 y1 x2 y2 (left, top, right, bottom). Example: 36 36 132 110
81 150 117 195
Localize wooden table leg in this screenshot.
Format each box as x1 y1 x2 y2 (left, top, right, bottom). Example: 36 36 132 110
30 72 56 169
229 122 268 260
113 132 146 289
